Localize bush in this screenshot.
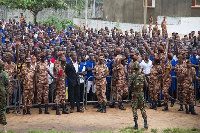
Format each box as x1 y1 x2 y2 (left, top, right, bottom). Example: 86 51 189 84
40 15 73 30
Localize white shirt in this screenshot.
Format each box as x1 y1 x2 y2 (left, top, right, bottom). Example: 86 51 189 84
140 60 152 75
173 55 178 62
72 61 79 73
79 65 86 84
48 62 54 84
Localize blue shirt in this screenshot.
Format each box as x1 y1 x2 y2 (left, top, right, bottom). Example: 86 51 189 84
86 60 95 81
190 56 198 76
66 57 71 63
127 57 132 72
106 61 111 82
171 59 178 76
79 62 86 72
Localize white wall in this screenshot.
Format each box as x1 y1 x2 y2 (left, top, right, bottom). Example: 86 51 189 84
73 16 200 35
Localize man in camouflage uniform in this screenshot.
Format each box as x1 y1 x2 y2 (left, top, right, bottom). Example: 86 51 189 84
162 53 173 111
112 57 128 110
143 41 163 109
182 60 199 115
175 51 186 111
110 48 122 108
20 58 35 115
0 60 10 133
94 54 109 113
129 62 148 130
4 52 17 113
149 55 162 110
54 56 69 115
36 52 54 114
128 53 141 76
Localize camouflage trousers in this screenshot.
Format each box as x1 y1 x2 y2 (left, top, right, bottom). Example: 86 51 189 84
96 83 107 104
162 78 171 103
8 82 14 105
149 79 160 103
182 81 194 106
54 80 66 106
178 82 184 103
0 91 7 125
114 80 128 102
131 92 147 121
37 82 49 104
23 89 34 109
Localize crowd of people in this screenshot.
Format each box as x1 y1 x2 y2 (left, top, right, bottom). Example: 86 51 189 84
0 13 200 132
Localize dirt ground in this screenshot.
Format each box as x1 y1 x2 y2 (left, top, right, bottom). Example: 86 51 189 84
4 103 200 133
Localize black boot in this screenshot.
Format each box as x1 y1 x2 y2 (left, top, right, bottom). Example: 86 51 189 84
52 105 56 110
185 105 189 114
170 98 175 107
162 102 168 111
27 107 31 115
178 104 183 111
119 102 126 110
109 102 115 108
38 104 42 114
23 109 26 115
45 104 50 114
62 104 69 114
191 106 198 115
101 103 106 113
133 120 138 130
157 101 162 107
97 104 102 112
6 108 10 114
144 119 148 129
93 103 99 108
189 105 192 112
150 102 154 109
56 106 61 115
153 103 157 110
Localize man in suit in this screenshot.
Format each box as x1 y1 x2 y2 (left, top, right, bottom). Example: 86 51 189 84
65 52 81 113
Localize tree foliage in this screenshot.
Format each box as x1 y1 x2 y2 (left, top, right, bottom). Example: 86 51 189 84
0 0 68 23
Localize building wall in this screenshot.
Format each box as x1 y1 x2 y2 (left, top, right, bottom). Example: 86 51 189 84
103 0 200 23
73 17 200 35
0 3 103 22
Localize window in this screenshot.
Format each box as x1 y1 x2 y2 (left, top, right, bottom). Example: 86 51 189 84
143 0 155 8
192 0 200 8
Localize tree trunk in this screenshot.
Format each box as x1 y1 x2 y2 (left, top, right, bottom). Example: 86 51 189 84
33 12 38 24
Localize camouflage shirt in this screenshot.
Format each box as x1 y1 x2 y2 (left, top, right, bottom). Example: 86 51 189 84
21 66 35 89
35 61 49 84
4 62 16 79
94 63 108 85
129 71 145 92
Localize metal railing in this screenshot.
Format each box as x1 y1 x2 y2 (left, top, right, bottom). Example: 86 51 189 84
6 75 200 113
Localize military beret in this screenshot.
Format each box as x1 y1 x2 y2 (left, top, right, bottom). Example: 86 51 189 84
39 52 46 57
99 55 104 60
60 56 66 62
25 58 31 63
132 55 139 60
54 46 60 51
6 52 13 59
158 46 164 51
57 51 63 56
115 48 121 52
168 53 173 58
130 52 135 56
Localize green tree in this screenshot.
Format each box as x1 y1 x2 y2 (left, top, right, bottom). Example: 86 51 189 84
0 0 68 24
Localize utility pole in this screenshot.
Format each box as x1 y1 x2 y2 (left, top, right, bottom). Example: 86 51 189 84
76 0 78 17
144 0 147 29
85 0 88 28
93 0 96 18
